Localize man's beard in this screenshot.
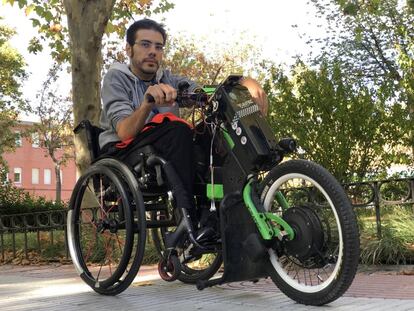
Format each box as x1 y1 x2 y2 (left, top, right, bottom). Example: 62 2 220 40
139 61 159 75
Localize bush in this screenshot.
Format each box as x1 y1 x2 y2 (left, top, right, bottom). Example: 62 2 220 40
360 208 414 264
41 241 67 260
142 238 161 265
0 183 66 215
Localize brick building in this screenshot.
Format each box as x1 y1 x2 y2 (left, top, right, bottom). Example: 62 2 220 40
3 121 77 202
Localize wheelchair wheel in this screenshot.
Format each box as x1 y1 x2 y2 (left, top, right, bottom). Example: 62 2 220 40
95 158 147 295
259 159 360 306
177 250 222 284
67 161 146 295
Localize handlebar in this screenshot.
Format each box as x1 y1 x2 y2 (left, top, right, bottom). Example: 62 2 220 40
145 92 209 108
176 92 209 108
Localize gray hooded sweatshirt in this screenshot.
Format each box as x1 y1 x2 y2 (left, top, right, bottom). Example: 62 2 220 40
99 62 198 148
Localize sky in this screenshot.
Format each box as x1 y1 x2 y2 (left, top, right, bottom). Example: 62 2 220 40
0 0 327 116
159 0 324 61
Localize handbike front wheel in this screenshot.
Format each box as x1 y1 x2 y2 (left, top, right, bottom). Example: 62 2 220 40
259 159 359 306
67 164 136 295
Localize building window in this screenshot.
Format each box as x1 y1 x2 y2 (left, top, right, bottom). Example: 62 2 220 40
44 169 51 185
32 168 40 184
14 168 22 184
15 131 22 147
32 133 40 148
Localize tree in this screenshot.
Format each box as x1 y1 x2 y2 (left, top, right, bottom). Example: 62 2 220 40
159 35 265 120
309 0 414 164
4 0 173 172
163 36 262 86
263 59 405 182
27 64 74 202
0 19 26 180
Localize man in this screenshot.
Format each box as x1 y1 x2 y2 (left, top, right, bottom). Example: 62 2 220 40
99 18 268 243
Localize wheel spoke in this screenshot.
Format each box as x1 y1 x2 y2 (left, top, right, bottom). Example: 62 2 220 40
81 209 98 229
262 164 353 298
86 176 110 219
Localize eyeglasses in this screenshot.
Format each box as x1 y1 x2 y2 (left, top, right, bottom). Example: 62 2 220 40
134 40 164 52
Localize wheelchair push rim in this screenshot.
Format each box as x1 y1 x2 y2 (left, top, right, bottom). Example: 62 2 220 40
67 164 134 290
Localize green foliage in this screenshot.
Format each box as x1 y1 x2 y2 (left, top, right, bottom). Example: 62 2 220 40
0 231 68 263
0 182 66 215
3 0 174 64
0 20 26 172
3 0 175 174
360 230 413 265
310 0 414 164
360 208 414 264
41 240 66 259
263 59 404 181
24 64 74 202
109 0 174 38
380 179 412 202
163 35 261 85
142 239 160 265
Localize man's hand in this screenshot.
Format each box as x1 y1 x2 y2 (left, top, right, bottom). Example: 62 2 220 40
240 77 268 116
117 83 177 141
144 83 177 107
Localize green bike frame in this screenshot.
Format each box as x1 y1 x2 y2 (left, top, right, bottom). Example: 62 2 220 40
202 84 293 241
243 179 294 241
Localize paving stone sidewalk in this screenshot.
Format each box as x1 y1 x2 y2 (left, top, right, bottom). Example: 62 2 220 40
0 264 413 311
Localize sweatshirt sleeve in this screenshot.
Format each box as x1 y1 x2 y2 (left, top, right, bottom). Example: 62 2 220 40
101 71 134 132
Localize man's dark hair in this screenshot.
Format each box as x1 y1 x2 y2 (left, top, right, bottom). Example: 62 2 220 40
126 19 167 46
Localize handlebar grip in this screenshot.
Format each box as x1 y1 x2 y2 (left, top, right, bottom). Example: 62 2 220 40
278 138 297 153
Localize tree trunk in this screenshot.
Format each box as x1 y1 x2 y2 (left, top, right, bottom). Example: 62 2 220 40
408 95 414 162
55 164 61 203
63 0 115 174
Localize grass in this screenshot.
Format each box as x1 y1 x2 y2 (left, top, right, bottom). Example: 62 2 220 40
358 206 414 265
0 230 68 264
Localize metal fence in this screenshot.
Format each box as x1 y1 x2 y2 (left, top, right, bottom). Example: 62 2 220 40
0 210 68 262
0 177 413 263
344 177 414 238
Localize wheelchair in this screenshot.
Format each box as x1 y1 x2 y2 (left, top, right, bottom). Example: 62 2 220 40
67 76 360 306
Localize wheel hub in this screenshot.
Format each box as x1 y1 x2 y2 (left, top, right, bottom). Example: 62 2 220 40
96 218 119 233
282 206 324 263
